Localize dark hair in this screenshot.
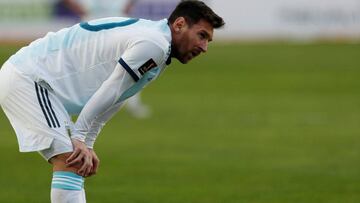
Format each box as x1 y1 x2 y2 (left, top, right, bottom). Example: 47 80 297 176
168 0 225 29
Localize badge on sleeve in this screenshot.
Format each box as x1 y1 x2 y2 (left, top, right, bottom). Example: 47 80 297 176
138 59 157 75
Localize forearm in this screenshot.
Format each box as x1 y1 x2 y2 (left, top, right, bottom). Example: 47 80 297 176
73 39 166 146
83 102 125 148
72 64 134 143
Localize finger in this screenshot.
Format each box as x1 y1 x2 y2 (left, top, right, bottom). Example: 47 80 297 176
92 158 99 174
66 149 80 163
91 154 98 168
85 165 93 177
81 164 92 177
66 154 83 167
78 157 92 176
88 159 98 176
82 161 91 177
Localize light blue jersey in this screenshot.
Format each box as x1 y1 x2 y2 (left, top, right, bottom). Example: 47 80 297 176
9 17 171 114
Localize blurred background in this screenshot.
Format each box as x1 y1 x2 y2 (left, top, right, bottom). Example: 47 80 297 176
1 0 360 41
0 0 359 203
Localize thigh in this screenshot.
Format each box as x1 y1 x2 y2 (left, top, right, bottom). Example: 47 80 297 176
41 140 82 174
49 152 83 174
1 64 74 153
0 61 15 103
39 137 73 162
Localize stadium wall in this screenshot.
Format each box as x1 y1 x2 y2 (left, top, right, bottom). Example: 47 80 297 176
211 0 360 41
0 0 360 42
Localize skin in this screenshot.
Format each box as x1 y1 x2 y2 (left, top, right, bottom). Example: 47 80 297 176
61 0 87 18
50 17 215 178
50 139 99 177
170 17 214 64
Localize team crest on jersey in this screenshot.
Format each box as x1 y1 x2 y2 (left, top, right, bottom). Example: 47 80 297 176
138 58 157 75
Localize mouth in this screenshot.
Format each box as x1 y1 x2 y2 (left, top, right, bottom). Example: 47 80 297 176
189 50 200 59
179 50 201 64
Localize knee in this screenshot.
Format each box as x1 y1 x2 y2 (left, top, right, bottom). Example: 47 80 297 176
50 152 83 175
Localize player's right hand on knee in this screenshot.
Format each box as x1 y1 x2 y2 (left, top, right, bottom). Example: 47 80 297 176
67 139 93 177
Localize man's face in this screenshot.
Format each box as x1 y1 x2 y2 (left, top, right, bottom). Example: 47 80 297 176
171 18 214 64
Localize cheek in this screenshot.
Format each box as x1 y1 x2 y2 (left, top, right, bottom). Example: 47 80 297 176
179 31 196 54
183 31 195 48
188 32 200 48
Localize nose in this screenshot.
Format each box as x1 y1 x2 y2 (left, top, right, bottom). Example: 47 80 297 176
199 40 208 53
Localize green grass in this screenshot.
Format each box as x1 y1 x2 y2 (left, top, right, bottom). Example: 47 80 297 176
0 42 359 203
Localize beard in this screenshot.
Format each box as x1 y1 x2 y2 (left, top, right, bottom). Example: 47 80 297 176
171 44 188 64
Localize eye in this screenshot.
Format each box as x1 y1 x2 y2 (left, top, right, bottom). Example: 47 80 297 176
198 32 206 40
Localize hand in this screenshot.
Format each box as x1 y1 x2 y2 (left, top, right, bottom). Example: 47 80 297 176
88 149 100 176
66 139 93 177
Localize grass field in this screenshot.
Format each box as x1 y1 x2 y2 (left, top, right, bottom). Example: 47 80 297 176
0 42 359 203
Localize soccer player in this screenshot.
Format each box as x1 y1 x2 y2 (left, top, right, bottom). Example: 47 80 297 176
0 0 224 202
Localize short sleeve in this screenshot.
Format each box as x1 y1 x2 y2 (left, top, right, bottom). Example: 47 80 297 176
118 39 166 82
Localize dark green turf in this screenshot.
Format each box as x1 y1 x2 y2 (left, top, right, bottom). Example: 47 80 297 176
0 42 359 203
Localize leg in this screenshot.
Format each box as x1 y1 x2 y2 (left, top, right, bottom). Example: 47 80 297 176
40 138 87 203
51 152 81 173
49 152 86 203
1 62 86 202
125 93 151 119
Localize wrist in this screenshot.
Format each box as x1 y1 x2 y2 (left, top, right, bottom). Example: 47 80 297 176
85 138 95 149
71 134 86 143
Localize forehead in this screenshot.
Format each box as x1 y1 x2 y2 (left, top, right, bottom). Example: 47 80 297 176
190 20 214 36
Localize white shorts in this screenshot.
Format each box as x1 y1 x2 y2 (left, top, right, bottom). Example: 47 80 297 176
0 61 73 161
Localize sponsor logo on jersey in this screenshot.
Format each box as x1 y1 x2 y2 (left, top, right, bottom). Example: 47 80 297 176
138 58 157 75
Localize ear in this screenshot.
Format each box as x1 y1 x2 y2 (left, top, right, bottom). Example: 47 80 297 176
172 17 187 32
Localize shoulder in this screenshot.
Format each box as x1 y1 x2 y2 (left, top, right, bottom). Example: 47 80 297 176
131 33 169 54
130 19 171 52
126 35 170 66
